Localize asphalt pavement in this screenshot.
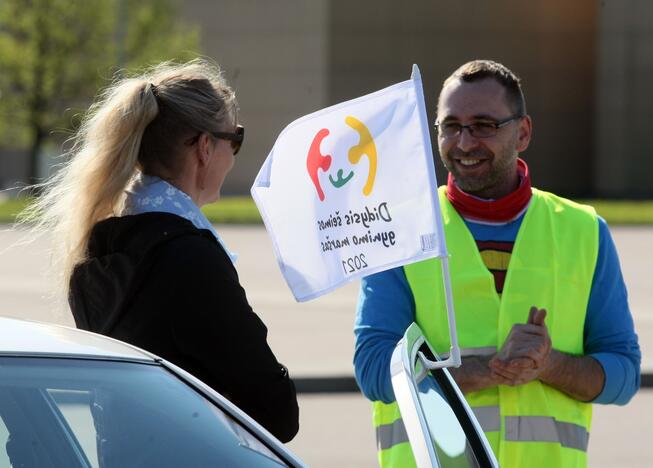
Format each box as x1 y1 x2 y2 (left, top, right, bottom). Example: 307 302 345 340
0 224 650 467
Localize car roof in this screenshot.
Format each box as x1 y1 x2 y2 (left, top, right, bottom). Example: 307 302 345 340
0 316 157 362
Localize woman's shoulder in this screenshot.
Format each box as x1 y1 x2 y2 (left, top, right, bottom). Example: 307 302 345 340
89 212 225 266
152 221 234 275
93 212 200 238
90 211 196 245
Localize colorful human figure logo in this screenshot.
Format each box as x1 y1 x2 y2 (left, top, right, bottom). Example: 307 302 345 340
306 116 377 201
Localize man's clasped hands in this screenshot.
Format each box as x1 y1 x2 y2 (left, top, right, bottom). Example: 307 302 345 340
489 307 554 386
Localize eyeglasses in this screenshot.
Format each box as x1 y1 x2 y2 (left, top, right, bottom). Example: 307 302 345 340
185 125 245 155
434 115 523 139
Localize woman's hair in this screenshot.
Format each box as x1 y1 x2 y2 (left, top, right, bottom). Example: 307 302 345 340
19 59 237 290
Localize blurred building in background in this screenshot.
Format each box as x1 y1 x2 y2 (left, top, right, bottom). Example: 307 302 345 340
184 0 653 198
1 0 650 198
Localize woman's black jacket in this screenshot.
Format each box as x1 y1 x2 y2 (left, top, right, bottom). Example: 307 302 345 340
68 212 299 442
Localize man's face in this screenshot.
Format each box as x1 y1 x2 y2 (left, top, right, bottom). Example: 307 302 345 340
436 78 531 199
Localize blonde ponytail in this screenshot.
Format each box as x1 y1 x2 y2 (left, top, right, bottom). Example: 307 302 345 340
19 79 158 288
19 59 236 295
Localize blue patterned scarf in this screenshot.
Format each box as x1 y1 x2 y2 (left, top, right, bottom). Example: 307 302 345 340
123 173 237 263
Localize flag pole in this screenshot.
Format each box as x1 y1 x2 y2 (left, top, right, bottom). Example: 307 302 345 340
435 256 461 368
411 64 461 370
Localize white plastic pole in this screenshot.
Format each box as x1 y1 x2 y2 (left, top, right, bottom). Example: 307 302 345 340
411 63 460 370
440 255 461 367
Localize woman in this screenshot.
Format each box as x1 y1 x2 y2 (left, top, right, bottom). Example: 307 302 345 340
27 60 299 442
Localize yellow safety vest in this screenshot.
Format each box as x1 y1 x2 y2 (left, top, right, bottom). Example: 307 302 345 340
373 187 598 468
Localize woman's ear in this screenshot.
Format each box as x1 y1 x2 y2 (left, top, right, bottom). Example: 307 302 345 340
196 132 213 166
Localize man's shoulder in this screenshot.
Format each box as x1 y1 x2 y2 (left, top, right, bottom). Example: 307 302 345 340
531 188 598 220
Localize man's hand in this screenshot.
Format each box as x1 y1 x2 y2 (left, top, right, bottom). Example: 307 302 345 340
450 306 604 401
488 306 552 386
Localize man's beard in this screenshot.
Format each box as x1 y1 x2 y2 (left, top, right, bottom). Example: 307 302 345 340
442 147 516 196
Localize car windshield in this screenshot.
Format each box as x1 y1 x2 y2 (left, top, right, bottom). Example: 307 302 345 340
0 357 287 468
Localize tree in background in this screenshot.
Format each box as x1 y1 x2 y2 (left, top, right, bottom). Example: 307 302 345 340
0 0 200 185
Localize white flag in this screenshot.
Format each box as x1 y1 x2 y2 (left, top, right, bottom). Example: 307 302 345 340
251 65 447 302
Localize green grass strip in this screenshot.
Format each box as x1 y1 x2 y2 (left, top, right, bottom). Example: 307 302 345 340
1 196 652 225
0 197 33 224
201 196 262 224
577 200 653 225
0 196 263 225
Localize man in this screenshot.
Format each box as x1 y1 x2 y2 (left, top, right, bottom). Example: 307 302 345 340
354 60 640 467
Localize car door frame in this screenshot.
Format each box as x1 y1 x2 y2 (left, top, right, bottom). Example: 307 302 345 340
390 322 499 468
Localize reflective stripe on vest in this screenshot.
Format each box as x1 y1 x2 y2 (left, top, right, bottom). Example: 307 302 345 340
472 405 501 432
377 418 409 451
505 416 589 452
396 187 598 468
377 413 588 452
376 407 500 452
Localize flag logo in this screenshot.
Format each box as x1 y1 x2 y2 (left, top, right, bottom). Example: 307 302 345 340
252 65 446 301
306 116 378 201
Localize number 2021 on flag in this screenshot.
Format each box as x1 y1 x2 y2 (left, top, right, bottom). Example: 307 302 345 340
342 254 368 274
